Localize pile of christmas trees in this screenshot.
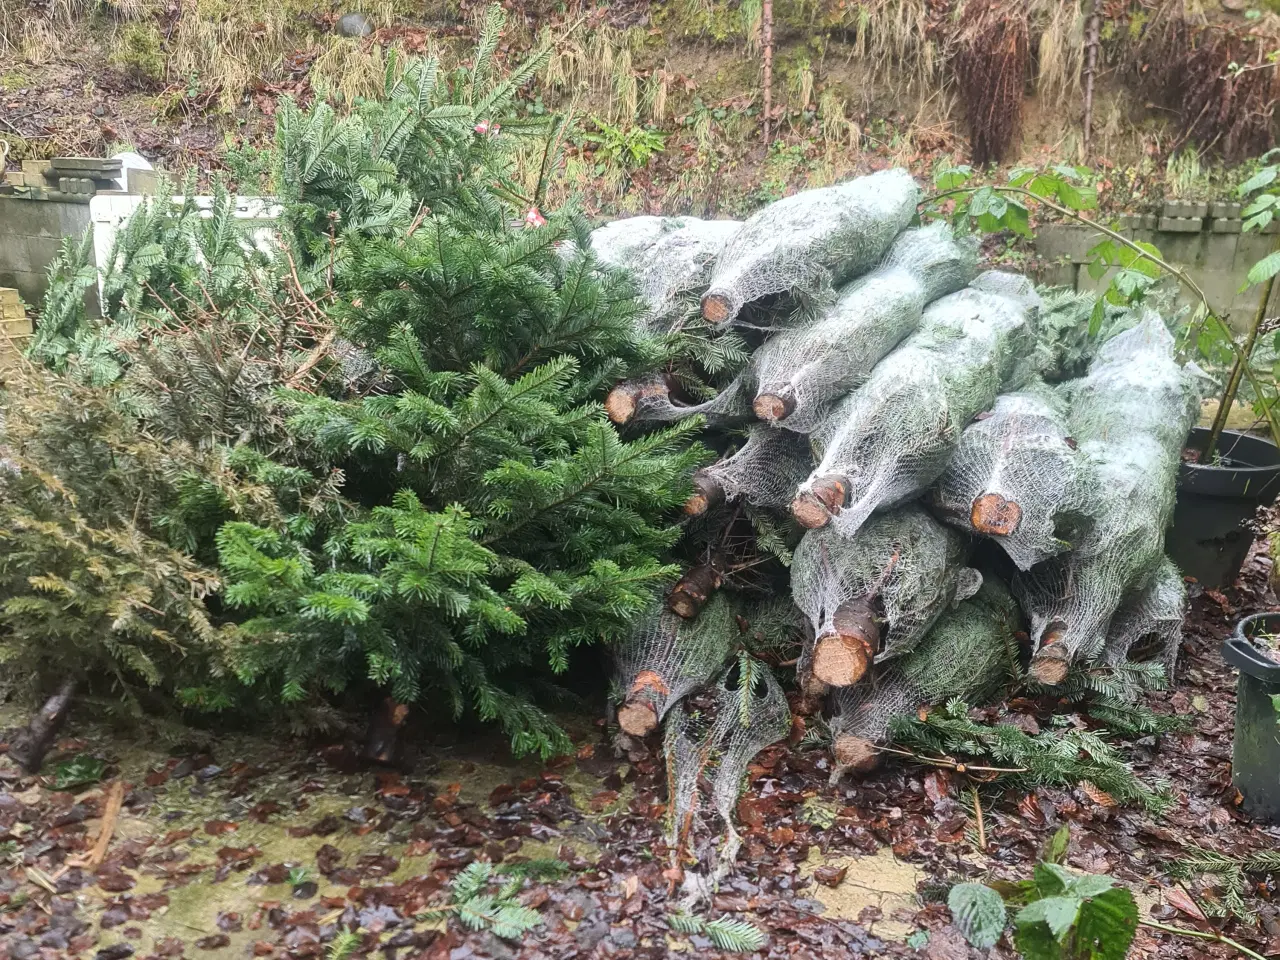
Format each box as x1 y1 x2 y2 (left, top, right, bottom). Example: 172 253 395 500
597 170 1205 861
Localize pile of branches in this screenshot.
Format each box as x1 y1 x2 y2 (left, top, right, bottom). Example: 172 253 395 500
598 170 1206 872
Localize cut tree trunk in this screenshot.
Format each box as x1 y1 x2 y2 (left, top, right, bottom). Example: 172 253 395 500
617 669 670 737
753 387 796 423
791 475 848 529
683 471 725 517
362 697 409 765
667 564 723 619
832 733 880 775
701 293 733 325
9 678 77 774
970 492 1023 536
811 598 881 687
605 375 674 425
1028 622 1070 685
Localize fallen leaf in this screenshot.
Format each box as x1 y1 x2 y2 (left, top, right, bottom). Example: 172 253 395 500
813 864 847 887
1166 886 1207 922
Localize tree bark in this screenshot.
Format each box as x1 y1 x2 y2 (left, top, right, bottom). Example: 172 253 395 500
9 678 77 773
791 475 848 529
1082 0 1100 158
811 598 881 687
683 470 725 517
361 697 409 765
667 563 723 619
762 0 774 145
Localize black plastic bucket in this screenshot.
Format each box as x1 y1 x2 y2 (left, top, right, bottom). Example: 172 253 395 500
1167 428 1280 589
1223 613 1280 824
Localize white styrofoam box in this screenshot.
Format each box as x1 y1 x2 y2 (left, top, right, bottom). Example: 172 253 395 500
89 194 283 303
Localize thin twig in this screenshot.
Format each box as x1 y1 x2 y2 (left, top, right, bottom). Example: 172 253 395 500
970 786 987 851
286 330 338 389
872 744 1029 775
1139 920 1268 960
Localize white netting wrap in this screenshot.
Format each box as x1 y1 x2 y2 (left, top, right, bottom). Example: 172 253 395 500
696 424 814 512
589 216 742 333
613 372 754 427
701 169 922 324
664 656 791 862
1014 313 1207 675
827 578 1021 780
795 273 1041 537
749 223 979 432
1101 556 1186 676
611 594 738 733
791 504 983 663
931 379 1087 571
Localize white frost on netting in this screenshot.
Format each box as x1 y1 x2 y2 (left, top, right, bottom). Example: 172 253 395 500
750 223 979 432
931 378 1087 571
1101 556 1185 676
589 216 742 333
827 578 1022 781
664 655 791 865
793 272 1041 537
791 504 983 665
1014 313 1207 680
700 169 922 325
611 594 738 735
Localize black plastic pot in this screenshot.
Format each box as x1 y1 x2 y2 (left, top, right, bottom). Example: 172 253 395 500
1167 428 1280 589
1223 613 1280 824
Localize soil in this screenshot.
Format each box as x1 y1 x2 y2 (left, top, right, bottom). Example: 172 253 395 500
0 540 1277 960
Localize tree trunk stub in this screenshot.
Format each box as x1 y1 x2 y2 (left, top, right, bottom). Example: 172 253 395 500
667 563 723 619
683 471 725 517
752 388 796 423
618 670 670 737
791 475 848 529
10 677 78 774
811 598 881 687
970 492 1023 536
701 292 733 324
832 733 880 774
605 377 672 425
1029 623 1070 685
362 697 410 765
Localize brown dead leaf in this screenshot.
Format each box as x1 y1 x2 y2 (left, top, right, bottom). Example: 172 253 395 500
1165 886 1207 922
813 864 847 887
204 819 238 835
1081 782 1117 808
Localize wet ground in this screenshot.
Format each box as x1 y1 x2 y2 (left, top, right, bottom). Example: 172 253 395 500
0 544 1277 960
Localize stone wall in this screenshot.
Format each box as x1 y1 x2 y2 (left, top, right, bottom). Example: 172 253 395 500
1034 201 1280 333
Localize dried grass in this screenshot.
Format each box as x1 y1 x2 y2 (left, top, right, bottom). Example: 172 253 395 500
1137 0 1280 161
310 37 399 108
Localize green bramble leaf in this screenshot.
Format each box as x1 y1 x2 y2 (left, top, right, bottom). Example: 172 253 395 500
1247 250 1280 286
1070 886 1138 960
1238 165 1278 197
935 164 973 190
1042 824 1071 865
1019 895 1083 942
948 883 1008 950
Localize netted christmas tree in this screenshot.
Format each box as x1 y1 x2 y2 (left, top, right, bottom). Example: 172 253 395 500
1015 313 1206 684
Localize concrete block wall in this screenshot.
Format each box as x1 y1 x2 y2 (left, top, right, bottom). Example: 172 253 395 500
1034 200 1280 334
0 195 92 308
